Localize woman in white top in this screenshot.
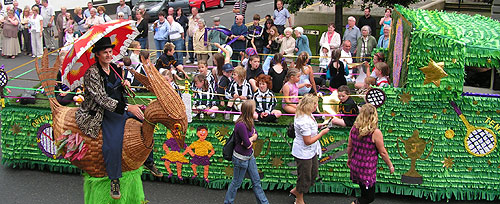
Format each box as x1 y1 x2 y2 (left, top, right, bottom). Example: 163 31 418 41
29 6 44 58
290 94 330 204
319 23 341 50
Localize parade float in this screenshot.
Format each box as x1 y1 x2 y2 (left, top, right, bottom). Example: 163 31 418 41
1 5 500 202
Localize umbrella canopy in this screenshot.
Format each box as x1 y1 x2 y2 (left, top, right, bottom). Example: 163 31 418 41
61 19 139 90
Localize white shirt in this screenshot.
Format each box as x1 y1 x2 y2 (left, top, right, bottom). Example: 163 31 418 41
40 5 54 27
29 14 44 33
340 49 352 64
292 114 322 160
168 21 184 40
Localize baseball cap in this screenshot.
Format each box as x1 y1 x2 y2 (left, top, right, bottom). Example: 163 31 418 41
213 17 220 22
222 63 234 72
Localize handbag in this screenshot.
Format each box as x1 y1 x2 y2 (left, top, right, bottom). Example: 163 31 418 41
222 130 236 161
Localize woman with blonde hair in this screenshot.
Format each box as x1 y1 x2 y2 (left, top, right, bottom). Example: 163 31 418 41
290 93 330 204
224 100 269 204
347 103 394 204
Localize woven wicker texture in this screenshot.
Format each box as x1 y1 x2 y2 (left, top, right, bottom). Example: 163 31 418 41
35 51 157 178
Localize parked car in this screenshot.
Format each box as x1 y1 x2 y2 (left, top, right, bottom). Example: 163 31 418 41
132 0 191 22
189 0 225 12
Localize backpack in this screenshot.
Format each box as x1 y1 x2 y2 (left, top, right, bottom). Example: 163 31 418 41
222 131 236 161
287 122 295 139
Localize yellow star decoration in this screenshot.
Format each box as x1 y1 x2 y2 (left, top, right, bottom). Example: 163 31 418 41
419 59 448 87
398 91 413 104
224 165 233 177
270 156 283 168
442 156 454 169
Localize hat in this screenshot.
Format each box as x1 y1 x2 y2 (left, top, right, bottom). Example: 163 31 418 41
92 37 115 53
222 63 234 72
245 48 257 56
213 17 220 22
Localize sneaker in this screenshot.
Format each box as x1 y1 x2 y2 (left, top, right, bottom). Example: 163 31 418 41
186 60 192 64
199 113 204 119
210 113 216 119
31 55 36 58
144 163 163 177
110 179 121 199
193 61 198 65
224 113 230 120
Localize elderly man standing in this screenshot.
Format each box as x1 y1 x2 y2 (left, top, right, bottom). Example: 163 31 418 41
230 15 247 67
116 0 132 20
342 16 360 55
208 17 227 51
187 7 199 64
377 25 390 49
273 0 291 35
56 7 67 48
41 0 56 50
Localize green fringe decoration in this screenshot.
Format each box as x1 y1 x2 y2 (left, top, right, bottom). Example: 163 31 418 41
83 167 145 204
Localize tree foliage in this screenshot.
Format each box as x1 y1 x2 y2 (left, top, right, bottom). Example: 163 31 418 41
284 0 423 13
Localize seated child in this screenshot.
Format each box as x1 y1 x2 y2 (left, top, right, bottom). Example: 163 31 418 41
224 66 253 121
374 62 390 87
253 74 282 123
282 68 311 114
240 47 257 68
191 60 215 90
155 42 189 80
246 55 264 92
192 74 219 119
357 76 376 95
126 51 149 92
129 41 141 67
331 85 359 127
184 125 215 183
319 45 331 81
216 63 234 107
162 69 182 97
268 53 288 93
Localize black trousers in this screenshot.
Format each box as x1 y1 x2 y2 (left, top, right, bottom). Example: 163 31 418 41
356 182 375 204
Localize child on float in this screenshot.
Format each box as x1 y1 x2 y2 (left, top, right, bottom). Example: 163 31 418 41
191 60 215 90
354 52 385 89
184 125 215 183
212 43 232 106
319 45 331 82
224 66 254 121
373 62 390 87
216 63 234 107
125 50 149 92
295 52 317 95
268 53 288 93
282 68 311 114
246 54 264 92
192 74 218 119
357 76 376 95
262 26 281 74
328 49 347 89
155 42 189 80
253 74 281 123
161 69 182 97
240 44 258 69
161 129 189 180
128 41 141 67
330 85 359 127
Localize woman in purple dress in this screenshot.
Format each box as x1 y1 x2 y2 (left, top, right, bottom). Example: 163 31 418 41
347 103 394 204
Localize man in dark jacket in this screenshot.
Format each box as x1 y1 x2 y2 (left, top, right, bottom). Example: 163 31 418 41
357 8 377 38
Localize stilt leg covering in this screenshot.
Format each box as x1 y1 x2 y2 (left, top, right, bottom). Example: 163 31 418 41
83 167 146 204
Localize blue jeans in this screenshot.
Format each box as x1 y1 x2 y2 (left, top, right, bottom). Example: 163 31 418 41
172 38 185 65
137 37 148 50
188 36 195 61
224 155 269 204
154 39 167 58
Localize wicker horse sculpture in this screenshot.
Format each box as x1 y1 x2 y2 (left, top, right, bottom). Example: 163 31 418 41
35 51 188 177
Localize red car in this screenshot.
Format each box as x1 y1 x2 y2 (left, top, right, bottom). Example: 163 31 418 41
189 0 225 12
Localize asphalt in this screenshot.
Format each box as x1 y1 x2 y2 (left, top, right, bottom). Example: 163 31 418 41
0 0 497 203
